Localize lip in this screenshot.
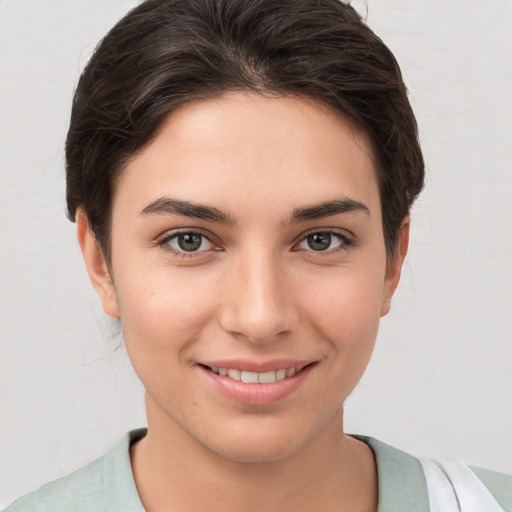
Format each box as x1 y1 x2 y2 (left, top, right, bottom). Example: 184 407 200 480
199 359 312 373
197 360 316 406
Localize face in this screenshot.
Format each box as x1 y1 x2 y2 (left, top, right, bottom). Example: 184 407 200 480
79 92 407 463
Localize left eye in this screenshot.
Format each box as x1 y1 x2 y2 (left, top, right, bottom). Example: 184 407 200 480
166 232 215 253
297 232 347 252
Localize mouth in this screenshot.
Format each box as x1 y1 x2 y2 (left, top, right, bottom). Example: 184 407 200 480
199 362 315 384
198 361 317 406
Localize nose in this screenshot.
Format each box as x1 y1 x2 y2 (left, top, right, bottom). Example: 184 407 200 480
218 251 299 344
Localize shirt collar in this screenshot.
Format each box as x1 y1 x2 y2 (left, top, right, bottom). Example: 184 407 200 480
353 435 430 512
109 429 430 512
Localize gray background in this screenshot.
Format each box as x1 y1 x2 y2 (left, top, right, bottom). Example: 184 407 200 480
1 0 511 505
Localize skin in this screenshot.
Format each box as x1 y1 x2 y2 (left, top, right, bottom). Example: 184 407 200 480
78 92 409 512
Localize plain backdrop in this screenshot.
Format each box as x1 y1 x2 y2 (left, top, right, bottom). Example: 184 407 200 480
1 0 511 506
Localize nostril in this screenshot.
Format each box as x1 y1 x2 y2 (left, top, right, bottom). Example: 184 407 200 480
217 268 300 343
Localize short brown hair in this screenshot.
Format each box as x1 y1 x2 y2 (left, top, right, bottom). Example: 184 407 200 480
66 0 424 259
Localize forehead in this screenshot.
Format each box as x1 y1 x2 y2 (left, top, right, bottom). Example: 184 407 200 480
114 92 380 220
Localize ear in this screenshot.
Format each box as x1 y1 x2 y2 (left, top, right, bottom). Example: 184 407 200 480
76 208 120 318
380 217 410 317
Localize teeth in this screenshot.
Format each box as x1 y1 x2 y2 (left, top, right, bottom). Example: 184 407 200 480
286 367 296 377
227 369 241 380
258 371 277 383
210 366 300 383
276 369 286 380
241 371 259 383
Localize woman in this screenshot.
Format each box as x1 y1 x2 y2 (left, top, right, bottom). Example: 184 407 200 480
4 0 511 510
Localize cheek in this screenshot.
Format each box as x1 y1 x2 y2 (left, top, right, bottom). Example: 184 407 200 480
304 267 385 360
113 268 221 410
113 263 219 356
308 265 384 321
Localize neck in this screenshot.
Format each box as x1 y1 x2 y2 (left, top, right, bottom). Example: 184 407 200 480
131 395 378 512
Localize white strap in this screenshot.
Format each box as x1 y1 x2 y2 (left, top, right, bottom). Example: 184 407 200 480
420 458 461 511
419 458 504 512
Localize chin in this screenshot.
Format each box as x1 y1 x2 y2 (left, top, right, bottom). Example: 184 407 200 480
187 412 330 465
146 387 344 465
199 431 307 464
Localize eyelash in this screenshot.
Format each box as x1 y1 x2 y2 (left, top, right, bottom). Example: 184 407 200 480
295 229 355 255
157 229 219 258
156 228 355 258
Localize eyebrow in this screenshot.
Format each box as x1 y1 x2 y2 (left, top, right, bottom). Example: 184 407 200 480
139 197 236 224
139 196 369 225
290 198 370 223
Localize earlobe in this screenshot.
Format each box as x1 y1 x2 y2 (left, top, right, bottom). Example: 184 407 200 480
380 218 410 317
76 209 120 318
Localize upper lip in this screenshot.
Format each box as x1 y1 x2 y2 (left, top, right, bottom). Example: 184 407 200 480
198 359 315 373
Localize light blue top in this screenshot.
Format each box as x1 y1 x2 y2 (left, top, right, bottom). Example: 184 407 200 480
4 429 512 511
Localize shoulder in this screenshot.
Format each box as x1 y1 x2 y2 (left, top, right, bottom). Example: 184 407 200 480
3 456 105 512
354 435 512 512
3 429 147 512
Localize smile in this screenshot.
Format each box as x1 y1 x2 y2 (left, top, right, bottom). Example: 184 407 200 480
208 366 299 383
198 361 316 406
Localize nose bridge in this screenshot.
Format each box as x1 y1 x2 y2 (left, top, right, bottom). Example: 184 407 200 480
219 246 297 343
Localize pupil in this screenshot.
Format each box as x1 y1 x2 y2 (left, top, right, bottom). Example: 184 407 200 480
308 233 331 251
178 233 202 251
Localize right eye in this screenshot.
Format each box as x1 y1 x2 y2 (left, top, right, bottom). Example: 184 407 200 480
162 231 216 254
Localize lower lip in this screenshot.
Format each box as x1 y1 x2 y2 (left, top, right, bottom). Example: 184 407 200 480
199 365 315 406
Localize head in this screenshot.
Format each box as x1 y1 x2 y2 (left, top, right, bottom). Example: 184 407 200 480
68 0 424 463
66 0 424 262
